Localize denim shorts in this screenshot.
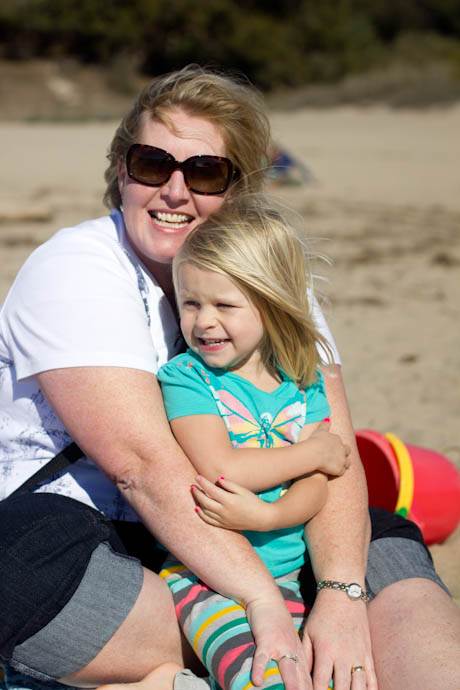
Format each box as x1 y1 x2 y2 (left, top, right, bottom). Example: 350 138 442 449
0 495 449 683
0 493 166 681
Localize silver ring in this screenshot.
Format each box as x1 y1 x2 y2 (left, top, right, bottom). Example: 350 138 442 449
279 654 299 664
351 666 366 674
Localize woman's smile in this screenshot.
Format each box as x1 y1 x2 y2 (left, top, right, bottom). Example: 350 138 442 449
148 210 192 230
118 109 228 275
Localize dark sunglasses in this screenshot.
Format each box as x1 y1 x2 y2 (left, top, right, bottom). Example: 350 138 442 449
126 143 236 195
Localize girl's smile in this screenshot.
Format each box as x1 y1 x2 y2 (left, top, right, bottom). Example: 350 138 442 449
177 262 265 378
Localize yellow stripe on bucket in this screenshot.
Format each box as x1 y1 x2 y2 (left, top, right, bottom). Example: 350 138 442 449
385 432 414 518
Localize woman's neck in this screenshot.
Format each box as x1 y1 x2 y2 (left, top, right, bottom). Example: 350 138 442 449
145 259 178 317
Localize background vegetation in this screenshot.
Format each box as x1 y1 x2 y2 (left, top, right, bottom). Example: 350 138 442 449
1 0 460 91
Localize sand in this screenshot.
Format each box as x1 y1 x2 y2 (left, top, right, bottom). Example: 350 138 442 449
1 104 459 602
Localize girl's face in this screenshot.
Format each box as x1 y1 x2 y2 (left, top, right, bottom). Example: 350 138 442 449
118 108 228 276
177 261 265 376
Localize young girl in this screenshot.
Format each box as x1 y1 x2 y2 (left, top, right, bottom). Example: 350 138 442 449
156 199 350 690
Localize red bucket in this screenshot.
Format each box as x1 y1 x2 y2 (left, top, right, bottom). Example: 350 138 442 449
356 429 460 545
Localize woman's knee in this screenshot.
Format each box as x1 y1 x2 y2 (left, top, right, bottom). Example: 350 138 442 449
365 536 449 600
61 567 185 686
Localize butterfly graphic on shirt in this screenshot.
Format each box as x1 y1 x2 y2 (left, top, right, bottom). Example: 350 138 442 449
211 388 306 449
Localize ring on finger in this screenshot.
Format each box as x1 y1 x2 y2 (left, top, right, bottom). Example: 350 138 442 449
279 654 299 664
351 666 366 674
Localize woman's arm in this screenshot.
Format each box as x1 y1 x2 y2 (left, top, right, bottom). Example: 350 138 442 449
170 415 348 492
305 365 369 587
36 366 312 690
302 365 378 690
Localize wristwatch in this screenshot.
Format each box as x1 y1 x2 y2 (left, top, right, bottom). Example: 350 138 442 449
317 580 369 602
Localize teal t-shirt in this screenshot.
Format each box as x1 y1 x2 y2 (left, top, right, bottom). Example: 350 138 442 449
157 349 330 577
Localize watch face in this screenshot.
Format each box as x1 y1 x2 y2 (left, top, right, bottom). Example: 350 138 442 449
348 583 362 599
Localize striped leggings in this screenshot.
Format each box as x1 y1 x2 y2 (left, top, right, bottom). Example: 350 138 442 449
160 560 311 690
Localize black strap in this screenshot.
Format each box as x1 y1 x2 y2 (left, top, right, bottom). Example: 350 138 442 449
10 442 84 496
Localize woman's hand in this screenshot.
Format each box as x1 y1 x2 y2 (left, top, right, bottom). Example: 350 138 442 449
246 595 313 690
192 475 274 531
303 590 377 690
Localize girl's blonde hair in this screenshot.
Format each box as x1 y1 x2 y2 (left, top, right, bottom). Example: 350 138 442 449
104 64 271 209
173 197 333 387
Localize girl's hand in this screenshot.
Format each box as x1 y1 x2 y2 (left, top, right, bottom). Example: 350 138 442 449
191 475 274 531
306 421 351 477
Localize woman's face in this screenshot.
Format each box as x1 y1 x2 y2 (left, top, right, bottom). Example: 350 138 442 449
118 108 228 276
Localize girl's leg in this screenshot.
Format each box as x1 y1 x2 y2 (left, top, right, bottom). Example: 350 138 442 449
161 562 308 690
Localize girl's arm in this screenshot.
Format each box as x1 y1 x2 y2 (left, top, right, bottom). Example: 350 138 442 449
266 472 329 527
270 420 332 526
192 471 329 531
192 420 331 531
170 415 349 492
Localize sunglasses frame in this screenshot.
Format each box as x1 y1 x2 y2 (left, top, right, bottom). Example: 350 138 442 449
126 143 236 196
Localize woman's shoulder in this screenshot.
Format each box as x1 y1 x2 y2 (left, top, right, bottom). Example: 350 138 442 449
34 211 122 260
3 211 135 306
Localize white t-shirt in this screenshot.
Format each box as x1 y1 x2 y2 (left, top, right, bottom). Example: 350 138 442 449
0 209 339 519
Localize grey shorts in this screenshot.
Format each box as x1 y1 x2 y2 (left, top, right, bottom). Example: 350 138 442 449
9 542 144 682
7 537 448 686
3 499 449 685
365 536 449 600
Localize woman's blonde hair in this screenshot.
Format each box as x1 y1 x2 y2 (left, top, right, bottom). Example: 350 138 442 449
173 197 333 387
104 64 271 209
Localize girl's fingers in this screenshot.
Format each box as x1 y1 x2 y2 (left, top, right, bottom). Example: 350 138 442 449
195 506 225 527
194 474 232 498
215 476 244 494
191 486 222 512
196 474 246 497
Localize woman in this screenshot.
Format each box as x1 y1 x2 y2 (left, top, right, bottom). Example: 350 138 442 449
0 65 459 690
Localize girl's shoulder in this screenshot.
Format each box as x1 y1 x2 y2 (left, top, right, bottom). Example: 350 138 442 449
158 350 214 384
301 369 330 422
157 351 222 420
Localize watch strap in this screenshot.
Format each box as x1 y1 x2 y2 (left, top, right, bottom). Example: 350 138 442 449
317 579 369 602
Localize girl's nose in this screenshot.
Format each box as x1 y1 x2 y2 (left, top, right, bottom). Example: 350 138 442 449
196 306 217 330
160 169 190 203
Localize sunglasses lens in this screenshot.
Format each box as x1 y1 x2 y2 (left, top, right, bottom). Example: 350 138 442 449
185 157 232 195
127 145 234 195
128 146 172 186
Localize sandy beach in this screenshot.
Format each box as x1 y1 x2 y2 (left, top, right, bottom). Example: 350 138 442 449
1 104 459 601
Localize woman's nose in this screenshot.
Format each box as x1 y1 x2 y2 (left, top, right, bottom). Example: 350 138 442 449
160 169 189 203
